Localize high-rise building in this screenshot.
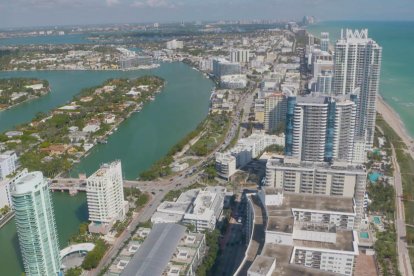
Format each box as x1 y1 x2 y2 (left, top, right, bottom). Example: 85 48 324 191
285 93 357 163
86 160 126 234
265 157 367 228
264 92 287 134
212 58 241 78
229 49 250 63
320 32 330 52
332 29 382 149
316 69 333 94
0 150 17 180
10 171 61 276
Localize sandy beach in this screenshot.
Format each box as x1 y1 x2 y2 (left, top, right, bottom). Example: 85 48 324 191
376 95 414 159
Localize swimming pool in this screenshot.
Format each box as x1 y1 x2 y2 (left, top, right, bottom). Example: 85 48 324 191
373 216 381 224
360 232 369 239
369 172 382 182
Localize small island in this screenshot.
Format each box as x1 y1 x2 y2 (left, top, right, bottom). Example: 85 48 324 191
0 78 50 110
0 75 165 177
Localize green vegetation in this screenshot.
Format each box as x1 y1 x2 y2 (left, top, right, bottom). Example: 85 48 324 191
0 205 10 215
124 187 150 211
366 181 395 218
374 228 400 276
264 144 284 154
376 113 414 270
81 239 108 270
196 229 221 276
188 113 230 156
65 267 82 276
1 76 164 178
140 112 229 180
0 78 49 109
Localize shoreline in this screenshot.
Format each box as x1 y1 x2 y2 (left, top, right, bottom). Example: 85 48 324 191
376 95 414 158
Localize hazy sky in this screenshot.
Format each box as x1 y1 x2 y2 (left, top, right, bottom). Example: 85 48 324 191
1 0 413 28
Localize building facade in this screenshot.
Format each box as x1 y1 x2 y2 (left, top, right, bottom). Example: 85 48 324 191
265 157 367 228
332 29 382 149
230 49 250 63
10 171 61 276
320 32 330 52
0 150 17 180
285 93 357 163
86 160 126 234
264 93 287 134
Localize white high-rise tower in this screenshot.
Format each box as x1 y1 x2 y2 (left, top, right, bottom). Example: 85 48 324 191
86 160 126 234
332 29 382 149
11 171 61 276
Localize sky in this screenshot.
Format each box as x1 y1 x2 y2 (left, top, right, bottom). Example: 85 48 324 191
0 0 413 28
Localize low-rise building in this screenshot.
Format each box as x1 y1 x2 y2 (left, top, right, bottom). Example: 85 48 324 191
0 151 17 180
120 223 205 276
215 133 284 179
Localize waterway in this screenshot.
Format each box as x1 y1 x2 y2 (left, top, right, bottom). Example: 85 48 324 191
0 62 213 275
0 33 91 46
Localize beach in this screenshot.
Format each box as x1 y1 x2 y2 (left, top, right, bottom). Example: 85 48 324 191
376 95 414 159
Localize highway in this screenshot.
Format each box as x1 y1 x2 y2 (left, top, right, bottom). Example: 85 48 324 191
391 145 413 276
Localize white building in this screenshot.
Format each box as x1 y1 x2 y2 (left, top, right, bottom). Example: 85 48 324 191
316 70 333 94
86 160 127 234
229 49 250 63
332 29 382 150
264 157 367 228
0 151 17 180
285 93 358 163
220 74 247 89
151 187 226 232
249 189 359 275
183 189 225 232
215 133 284 179
166 39 184 50
320 32 330 52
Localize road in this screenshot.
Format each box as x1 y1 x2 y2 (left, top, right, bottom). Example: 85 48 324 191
391 145 414 276
90 84 256 275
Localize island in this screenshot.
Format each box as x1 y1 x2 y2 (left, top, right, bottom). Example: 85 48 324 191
0 75 164 177
0 78 50 110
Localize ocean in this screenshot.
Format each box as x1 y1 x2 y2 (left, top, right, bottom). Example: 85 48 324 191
307 21 414 138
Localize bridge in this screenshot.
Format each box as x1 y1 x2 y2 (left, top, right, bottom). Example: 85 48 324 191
49 177 169 195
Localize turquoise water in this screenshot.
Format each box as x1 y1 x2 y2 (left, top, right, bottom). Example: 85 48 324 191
374 216 382 224
0 34 90 45
0 62 213 275
360 232 369 239
369 172 382 182
0 192 88 276
0 63 213 179
308 21 414 138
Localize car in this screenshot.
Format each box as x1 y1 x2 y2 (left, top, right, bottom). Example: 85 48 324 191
169 178 173 181
151 191 156 195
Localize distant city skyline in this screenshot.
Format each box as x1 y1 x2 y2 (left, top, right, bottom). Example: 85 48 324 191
0 0 414 29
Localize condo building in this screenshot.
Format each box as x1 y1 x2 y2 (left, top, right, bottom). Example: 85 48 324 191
212 58 241 78
264 92 287 134
10 171 61 276
229 49 250 63
86 160 127 234
332 29 382 149
284 93 358 163
0 150 17 180
320 32 330 52
264 157 367 228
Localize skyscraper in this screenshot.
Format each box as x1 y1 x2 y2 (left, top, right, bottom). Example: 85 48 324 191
264 92 287 134
320 32 330 52
332 29 382 149
285 93 357 163
86 160 126 234
10 171 61 276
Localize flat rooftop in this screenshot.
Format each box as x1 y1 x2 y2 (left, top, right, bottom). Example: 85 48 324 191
248 256 276 275
157 201 191 214
259 244 336 276
294 230 355 252
266 157 366 174
121 223 186 276
265 190 354 214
